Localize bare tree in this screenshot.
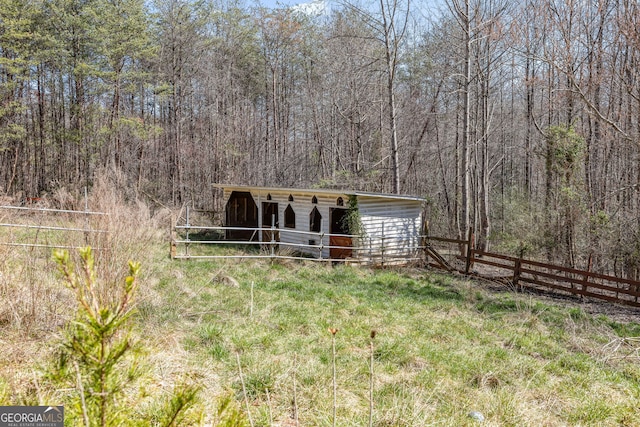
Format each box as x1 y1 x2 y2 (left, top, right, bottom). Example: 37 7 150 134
379 0 410 194
340 0 410 194
447 0 473 240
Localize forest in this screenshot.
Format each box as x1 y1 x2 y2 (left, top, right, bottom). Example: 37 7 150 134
1 0 639 277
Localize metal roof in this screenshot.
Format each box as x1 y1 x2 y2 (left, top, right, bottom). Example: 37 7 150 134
212 183 426 202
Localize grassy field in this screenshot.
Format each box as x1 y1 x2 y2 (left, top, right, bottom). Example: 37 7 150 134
1 197 640 426
137 256 640 426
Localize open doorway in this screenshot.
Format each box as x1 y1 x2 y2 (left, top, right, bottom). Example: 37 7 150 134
225 191 258 240
262 202 280 242
329 207 352 259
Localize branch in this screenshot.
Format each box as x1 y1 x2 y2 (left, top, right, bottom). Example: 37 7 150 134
531 52 633 142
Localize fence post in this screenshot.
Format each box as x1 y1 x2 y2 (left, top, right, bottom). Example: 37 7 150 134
84 187 90 246
513 255 522 292
423 237 430 267
381 223 385 267
185 206 190 259
270 213 276 260
422 220 429 267
170 213 176 259
465 227 474 274
580 253 592 301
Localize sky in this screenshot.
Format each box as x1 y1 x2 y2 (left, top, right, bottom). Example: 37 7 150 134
251 0 444 23
252 0 318 8
247 0 332 18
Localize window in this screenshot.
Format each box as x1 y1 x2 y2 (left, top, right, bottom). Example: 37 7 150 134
288 194 294 202
267 193 272 201
312 196 318 204
284 205 296 228
336 197 344 206
309 207 322 232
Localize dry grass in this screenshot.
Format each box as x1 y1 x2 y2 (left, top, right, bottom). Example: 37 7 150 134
0 171 164 330
2 180 640 425
0 171 171 408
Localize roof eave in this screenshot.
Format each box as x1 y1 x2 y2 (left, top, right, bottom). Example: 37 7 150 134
212 183 426 202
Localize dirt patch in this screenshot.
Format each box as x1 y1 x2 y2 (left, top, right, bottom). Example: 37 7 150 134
467 272 640 324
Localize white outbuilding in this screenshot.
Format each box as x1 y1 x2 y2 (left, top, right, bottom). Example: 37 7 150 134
214 184 426 264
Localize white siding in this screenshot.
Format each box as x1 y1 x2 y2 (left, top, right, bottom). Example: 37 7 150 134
357 196 423 260
221 186 423 262
224 188 350 258
270 191 341 259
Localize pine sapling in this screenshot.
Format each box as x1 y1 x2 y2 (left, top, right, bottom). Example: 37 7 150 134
52 246 140 427
52 247 198 426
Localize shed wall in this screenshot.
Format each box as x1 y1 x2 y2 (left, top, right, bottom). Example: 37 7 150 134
223 188 349 258
221 187 423 261
358 197 423 260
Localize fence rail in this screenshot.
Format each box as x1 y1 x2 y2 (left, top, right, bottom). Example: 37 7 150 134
171 213 425 265
174 213 640 309
425 232 640 309
0 205 107 216
0 203 108 251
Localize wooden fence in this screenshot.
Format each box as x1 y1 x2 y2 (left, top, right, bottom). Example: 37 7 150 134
425 232 640 309
174 209 640 309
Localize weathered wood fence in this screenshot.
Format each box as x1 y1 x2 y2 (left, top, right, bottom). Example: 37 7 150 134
426 232 640 308
174 209 640 309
